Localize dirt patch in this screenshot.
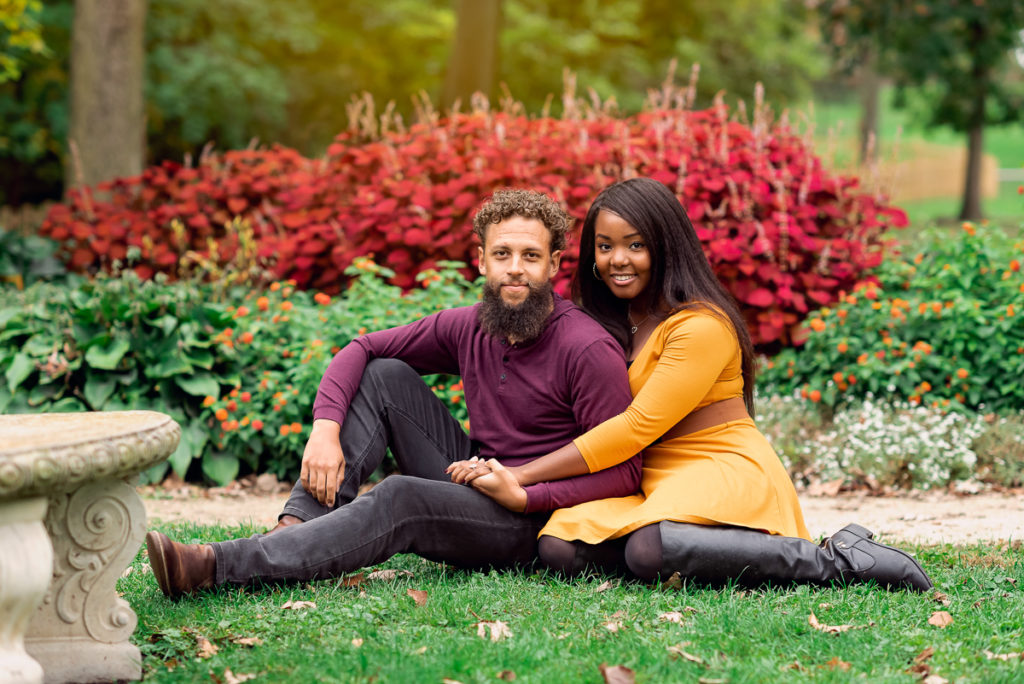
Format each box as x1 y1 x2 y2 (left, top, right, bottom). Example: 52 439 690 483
140 477 1024 545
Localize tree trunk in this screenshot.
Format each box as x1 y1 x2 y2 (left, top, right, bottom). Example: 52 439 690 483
65 0 147 193
957 123 984 220
442 0 501 110
857 50 881 165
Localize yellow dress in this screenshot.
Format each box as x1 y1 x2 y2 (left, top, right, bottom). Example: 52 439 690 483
541 307 810 543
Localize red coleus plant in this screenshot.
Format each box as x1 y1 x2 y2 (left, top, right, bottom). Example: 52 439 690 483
40 101 905 346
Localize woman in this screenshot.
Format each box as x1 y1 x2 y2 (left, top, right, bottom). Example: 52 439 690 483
451 178 932 591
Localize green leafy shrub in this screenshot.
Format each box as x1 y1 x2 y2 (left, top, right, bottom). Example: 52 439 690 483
0 226 68 286
759 223 1024 412
0 259 477 485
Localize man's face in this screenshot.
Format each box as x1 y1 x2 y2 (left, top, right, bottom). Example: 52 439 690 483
477 217 561 305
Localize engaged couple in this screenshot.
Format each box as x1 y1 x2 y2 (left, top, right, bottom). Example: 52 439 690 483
147 179 932 597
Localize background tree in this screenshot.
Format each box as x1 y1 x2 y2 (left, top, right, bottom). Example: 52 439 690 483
442 0 502 108
66 0 146 191
819 0 1024 220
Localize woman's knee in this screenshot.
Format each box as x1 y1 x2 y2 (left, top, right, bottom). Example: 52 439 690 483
624 524 663 581
538 535 579 574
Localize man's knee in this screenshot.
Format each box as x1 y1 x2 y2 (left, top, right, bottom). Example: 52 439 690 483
364 358 420 387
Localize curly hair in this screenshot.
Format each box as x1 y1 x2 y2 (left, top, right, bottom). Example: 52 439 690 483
472 189 571 252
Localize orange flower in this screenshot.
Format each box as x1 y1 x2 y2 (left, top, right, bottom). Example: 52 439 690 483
314 292 331 306
270 282 281 292
832 372 844 384
809 390 822 403
222 327 234 338
221 420 232 431
234 306 250 318
241 391 251 403
279 424 290 436
847 374 856 385
290 422 302 433
215 408 229 421
203 395 216 407
310 339 324 347
931 302 942 314
252 419 264 431
864 288 878 301
1014 259 1023 272
257 296 270 311
281 301 294 312
240 416 250 426
836 309 848 320
1008 304 1016 317
920 381 932 392
239 331 254 344
961 222 976 236
909 395 921 405
845 295 857 305
227 400 238 412
358 327 368 336
956 368 969 379
451 395 461 404
230 388 239 398
857 353 869 365
875 350 886 360
809 318 826 332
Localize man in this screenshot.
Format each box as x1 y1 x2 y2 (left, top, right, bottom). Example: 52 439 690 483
147 189 640 598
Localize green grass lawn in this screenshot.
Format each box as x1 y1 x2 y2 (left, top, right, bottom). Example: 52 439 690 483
125 522 1024 682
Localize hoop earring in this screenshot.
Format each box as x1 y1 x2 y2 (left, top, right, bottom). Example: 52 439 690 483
592 262 602 281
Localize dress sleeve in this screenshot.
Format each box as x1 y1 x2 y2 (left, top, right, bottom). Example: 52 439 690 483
311 311 461 425
574 312 738 472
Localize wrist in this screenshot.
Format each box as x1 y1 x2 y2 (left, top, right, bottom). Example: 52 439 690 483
312 418 341 436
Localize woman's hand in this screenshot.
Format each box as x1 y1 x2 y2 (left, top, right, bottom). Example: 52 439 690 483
469 459 528 512
445 456 493 484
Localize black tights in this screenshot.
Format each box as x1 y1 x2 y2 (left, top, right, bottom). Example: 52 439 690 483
537 523 663 581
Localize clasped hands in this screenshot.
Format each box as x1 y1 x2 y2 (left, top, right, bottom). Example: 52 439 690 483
446 457 528 513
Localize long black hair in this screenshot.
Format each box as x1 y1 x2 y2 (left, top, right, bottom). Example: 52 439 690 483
571 177 757 414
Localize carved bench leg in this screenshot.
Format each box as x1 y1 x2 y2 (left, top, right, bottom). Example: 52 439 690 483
25 478 145 683
0 498 52 684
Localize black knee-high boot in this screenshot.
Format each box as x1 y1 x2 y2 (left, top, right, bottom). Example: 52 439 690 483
658 522 933 592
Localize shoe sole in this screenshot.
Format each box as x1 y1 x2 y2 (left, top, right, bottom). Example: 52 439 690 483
146 531 174 598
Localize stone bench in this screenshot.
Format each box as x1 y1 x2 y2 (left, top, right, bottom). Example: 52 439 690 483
0 411 179 684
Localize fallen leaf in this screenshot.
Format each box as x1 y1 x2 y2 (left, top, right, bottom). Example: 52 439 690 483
413 646 427 655
595 580 615 593
442 679 464 684
782 661 806 672
195 636 218 659
281 600 316 611
662 572 683 589
1005 576 1018 587
610 610 626 619
931 591 951 606
659 611 685 623
808 612 854 634
928 611 954 628
817 602 832 610
223 669 256 684
475 620 513 642
407 588 428 607
366 569 413 581
351 638 364 648
231 637 263 647
667 643 703 663
603 621 623 633
599 663 635 684
983 649 1024 661
337 572 365 588
496 671 516 681
914 647 935 664
697 679 728 684
121 566 133 578
823 656 850 671
923 676 948 684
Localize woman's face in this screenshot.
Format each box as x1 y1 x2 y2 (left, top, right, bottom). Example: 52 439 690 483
593 210 652 302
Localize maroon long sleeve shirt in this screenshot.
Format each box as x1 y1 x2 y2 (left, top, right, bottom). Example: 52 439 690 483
312 295 640 512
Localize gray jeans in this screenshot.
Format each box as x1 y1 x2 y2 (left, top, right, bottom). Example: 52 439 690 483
211 359 548 585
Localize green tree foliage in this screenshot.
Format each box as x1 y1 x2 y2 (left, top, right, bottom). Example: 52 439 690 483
502 0 826 113
818 0 1024 219
2 0 826 205
0 0 47 83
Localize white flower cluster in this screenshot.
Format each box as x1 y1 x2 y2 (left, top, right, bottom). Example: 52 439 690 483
759 394 986 489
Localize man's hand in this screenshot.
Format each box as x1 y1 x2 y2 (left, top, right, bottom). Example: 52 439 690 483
468 459 528 512
300 419 345 507
445 456 493 484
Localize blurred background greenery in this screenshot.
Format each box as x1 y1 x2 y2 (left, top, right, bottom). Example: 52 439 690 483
1 0 1022 222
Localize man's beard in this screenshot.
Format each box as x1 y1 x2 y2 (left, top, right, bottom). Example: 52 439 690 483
478 279 554 343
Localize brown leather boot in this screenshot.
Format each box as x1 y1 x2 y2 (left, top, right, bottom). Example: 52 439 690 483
146 531 216 599
267 514 304 535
